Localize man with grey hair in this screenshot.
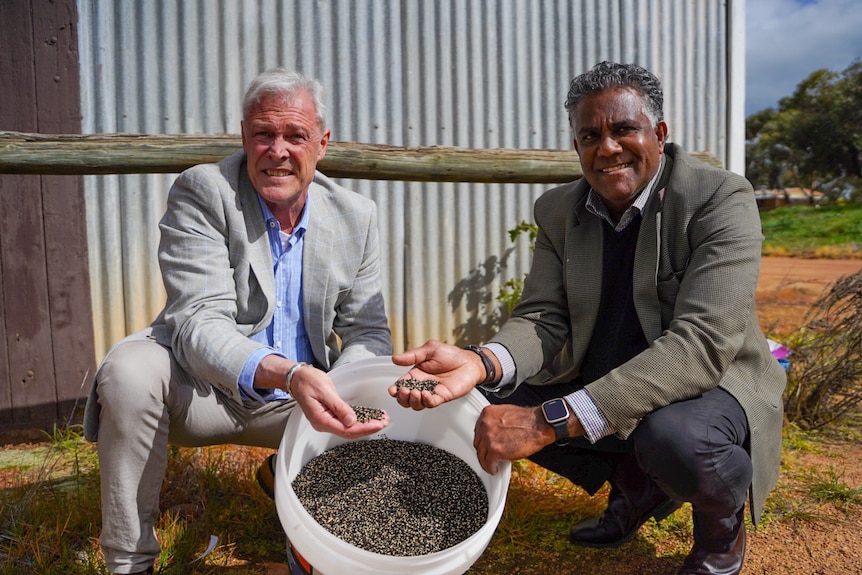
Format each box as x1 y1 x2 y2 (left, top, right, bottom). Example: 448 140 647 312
391 61 785 574
84 68 392 574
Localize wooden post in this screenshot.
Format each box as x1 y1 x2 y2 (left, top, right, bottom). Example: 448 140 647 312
0 0 95 431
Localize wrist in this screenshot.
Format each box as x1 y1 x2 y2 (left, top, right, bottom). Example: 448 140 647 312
568 412 586 438
464 345 497 386
540 398 572 446
285 362 309 394
535 407 558 445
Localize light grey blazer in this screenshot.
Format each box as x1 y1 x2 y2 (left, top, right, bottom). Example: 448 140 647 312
85 150 392 428
490 144 786 524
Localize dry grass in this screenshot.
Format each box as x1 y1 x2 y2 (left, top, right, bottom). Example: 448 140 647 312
782 271 862 429
2 408 861 574
0 434 283 575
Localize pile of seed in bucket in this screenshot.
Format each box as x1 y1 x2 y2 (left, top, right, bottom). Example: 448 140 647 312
292 438 488 556
351 405 385 423
394 377 440 394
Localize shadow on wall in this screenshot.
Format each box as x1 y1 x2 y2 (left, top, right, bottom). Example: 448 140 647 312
448 246 517 347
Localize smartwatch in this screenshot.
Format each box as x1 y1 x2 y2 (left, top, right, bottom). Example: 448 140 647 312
541 398 571 446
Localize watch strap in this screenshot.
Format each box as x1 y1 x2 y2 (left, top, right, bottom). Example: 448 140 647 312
464 345 496 386
542 398 570 446
551 420 568 445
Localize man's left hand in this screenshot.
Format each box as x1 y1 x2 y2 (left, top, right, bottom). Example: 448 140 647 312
389 339 486 410
473 403 555 474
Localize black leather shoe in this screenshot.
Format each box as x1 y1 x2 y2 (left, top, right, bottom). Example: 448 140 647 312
256 453 277 499
677 525 745 574
677 511 746 575
569 489 681 547
569 454 682 548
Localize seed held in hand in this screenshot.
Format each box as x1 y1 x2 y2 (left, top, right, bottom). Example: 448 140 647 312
395 377 440 394
351 405 385 423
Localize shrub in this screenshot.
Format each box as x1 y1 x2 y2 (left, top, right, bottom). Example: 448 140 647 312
783 271 862 429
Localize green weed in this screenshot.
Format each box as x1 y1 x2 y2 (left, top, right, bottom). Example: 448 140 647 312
782 423 823 453
802 467 862 509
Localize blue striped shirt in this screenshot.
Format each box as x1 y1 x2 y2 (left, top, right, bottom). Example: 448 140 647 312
237 194 314 401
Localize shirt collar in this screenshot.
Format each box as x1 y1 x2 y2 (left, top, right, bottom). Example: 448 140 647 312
586 155 665 231
256 190 312 238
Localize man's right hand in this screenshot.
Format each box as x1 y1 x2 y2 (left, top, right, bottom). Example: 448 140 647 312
255 356 389 438
389 339 492 410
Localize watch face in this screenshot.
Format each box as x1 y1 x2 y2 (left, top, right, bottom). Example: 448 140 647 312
542 399 569 423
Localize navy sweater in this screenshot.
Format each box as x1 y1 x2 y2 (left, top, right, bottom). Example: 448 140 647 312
580 215 649 385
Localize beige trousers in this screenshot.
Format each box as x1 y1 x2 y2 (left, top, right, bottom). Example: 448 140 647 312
89 339 295 574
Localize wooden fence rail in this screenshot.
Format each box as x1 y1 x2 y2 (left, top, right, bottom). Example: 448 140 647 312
0 131 721 182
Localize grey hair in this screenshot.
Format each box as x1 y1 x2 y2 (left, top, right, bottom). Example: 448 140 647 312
564 61 664 126
242 68 327 128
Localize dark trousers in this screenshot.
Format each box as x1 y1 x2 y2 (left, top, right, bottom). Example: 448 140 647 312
483 381 752 531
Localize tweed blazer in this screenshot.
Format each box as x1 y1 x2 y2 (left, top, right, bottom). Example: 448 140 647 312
490 143 786 523
95 150 392 406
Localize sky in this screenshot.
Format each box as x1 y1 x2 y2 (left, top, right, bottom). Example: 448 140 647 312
745 0 862 115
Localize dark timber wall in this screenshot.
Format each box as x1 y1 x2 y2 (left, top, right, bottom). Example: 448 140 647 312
0 0 96 432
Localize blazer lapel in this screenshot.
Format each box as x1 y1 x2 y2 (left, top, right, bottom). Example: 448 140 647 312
566 191 603 359
238 164 276 328
301 182 333 364
633 155 673 343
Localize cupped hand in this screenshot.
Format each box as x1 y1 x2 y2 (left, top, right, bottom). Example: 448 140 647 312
291 366 390 438
388 339 486 410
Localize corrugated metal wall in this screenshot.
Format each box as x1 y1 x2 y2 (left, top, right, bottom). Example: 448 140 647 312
78 0 734 360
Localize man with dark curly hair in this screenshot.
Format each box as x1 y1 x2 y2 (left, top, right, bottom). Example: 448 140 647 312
391 61 786 575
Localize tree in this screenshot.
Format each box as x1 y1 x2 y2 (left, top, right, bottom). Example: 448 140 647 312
746 59 862 202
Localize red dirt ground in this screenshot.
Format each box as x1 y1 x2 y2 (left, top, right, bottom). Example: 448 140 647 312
748 257 862 575
756 257 862 338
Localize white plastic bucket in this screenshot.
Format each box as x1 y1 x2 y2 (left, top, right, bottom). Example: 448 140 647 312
275 356 510 575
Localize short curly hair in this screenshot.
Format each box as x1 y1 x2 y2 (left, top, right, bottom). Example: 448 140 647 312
564 61 664 126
